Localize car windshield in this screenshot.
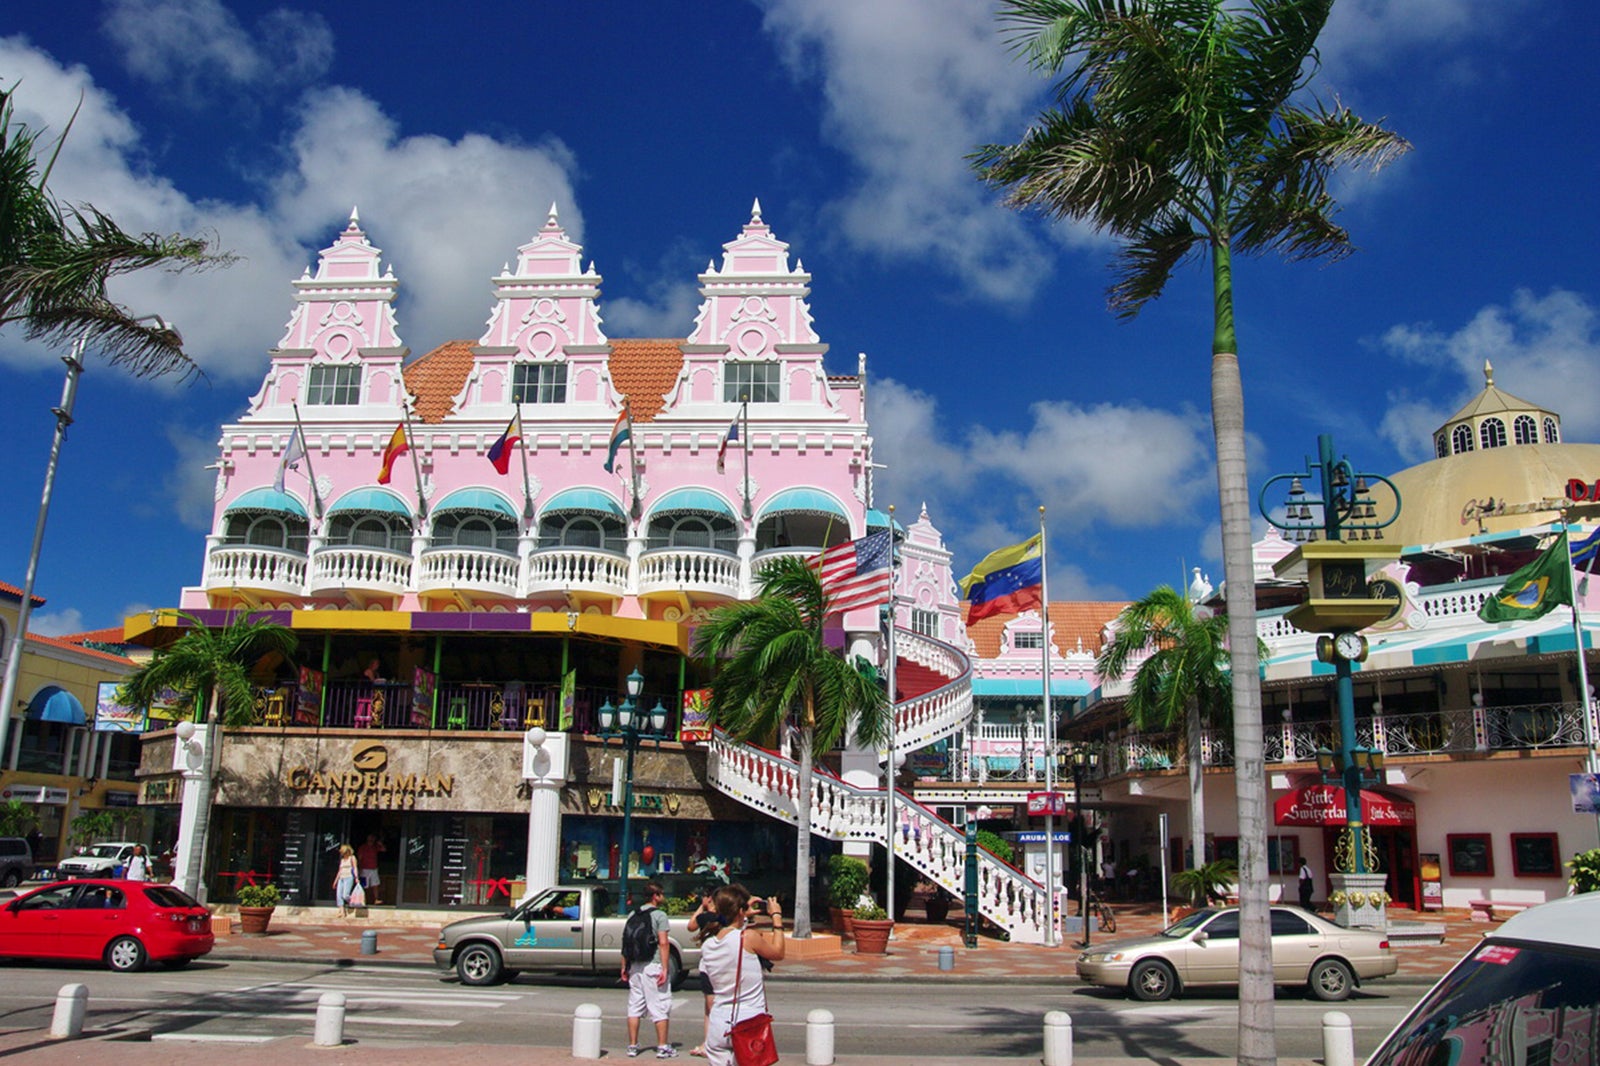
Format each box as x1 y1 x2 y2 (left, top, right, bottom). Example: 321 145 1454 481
1367 938 1600 1065
143 886 201 909
85 844 125 858
1162 908 1218 938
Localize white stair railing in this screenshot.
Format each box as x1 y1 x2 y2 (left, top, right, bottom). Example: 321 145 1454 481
890 629 973 755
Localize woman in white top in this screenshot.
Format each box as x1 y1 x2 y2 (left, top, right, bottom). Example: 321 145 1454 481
695 884 785 1065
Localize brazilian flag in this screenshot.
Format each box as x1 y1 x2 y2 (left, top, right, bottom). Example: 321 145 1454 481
1478 532 1574 623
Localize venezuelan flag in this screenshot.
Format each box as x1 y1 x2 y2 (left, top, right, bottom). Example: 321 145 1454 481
960 534 1043 623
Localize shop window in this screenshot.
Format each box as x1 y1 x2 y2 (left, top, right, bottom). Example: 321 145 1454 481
305 364 362 405
512 362 567 404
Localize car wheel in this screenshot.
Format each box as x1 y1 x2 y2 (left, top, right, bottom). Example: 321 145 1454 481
455 943 503 986
105 936 147 973
1308 958 1354 1002
1129 959 1177 1002
0 871 19 888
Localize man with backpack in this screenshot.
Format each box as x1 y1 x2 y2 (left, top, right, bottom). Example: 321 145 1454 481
620 881 676 1058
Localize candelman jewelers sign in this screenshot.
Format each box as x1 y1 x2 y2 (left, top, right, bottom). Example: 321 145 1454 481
285 741 455 809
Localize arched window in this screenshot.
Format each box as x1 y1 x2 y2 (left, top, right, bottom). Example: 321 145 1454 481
1451 424 1474 454
1434 433 1449 459
1543 417 1559 443
432 512 517 553
1513 415 1537 445
646 513 737 552
327 513 412 553
1479 418 1507 449
222 512 308 553
537 513 626 552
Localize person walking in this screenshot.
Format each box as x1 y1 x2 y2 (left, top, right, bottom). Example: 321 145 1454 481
621 881 677 1058
124 844 150 882
1298 857 1315 912
334 844 359 918
357 834 386 905
697 884 784 1066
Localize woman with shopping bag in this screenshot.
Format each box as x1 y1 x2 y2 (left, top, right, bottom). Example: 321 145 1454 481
696 884 784 1065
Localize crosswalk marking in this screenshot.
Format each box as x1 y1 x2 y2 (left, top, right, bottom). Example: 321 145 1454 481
155 1008 460 1028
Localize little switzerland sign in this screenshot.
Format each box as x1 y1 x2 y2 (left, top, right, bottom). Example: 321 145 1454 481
284 742 455 809
1274 785 1417 828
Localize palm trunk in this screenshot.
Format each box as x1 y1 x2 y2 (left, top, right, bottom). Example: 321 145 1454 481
1211 237 1275 1065
793 727 815 939
183 694 221 901
1185 698 1205 866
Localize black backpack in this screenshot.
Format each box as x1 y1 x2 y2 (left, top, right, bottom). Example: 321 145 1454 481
622 906 658 963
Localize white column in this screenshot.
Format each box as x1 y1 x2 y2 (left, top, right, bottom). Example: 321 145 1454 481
523 728 571 896
170 726 209 899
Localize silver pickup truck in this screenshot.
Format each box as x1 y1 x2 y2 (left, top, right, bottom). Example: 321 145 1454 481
434 884 701 987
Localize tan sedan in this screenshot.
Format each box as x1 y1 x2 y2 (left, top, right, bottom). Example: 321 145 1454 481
1075 906 1398 1002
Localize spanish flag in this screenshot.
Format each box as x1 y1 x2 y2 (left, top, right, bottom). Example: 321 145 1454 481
377 424 409 484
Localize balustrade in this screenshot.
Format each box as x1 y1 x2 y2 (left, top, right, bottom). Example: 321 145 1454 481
418 547 519 598
637 548 742 599
204 546 307 597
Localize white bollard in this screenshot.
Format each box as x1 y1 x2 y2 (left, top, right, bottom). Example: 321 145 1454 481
571 1002 603 1060
1043 1010 1074 1066
50 984 89 1040
806 1008 835 1065
1322 1010 1355 1066
313 990 346 1047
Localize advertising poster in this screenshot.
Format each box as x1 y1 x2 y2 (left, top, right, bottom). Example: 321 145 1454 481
1571 772 1600 814
411 666 435 728
559 669 575 731
146 686 194 724
680 688 712 743
94 681 145 732
1419 852 1443 911
296 666 324 725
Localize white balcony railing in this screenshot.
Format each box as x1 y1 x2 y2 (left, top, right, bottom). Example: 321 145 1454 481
637 548 741 600
525 548 629 598
309 546 413 598
892 629 972 755
418 547 520 600
203 546 307 598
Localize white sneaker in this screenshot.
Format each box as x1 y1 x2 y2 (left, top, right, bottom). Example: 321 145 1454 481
656 1048 678 1059
627 1046 640 1058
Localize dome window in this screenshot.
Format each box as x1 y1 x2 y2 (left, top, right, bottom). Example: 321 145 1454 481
1451 424 1474 455
1480 417 1507 450
1543 417 1559 444
1513 415 1537 445
1434 433 1448 459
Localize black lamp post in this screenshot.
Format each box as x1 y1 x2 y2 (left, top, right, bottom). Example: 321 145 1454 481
1068 745 1099 947
597 667 670 916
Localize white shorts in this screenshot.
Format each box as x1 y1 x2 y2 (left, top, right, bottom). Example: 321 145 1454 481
360 868 380 887
627 962 672 1022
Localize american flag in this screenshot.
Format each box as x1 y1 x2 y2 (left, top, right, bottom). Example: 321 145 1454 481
811 530 893 614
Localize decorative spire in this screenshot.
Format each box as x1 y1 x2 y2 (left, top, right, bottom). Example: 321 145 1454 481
750 197 762 223
1484 359 1494 387
347 206 360 229
543 202 561 232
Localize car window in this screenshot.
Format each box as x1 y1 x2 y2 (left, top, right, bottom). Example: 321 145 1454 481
1163 908 1216 937
86 844 123 858
16 885 79 911
1367 940 1600 1065
74 886 126 910
143 886 200 909
1270 910 1312 936
1202 912 1240 940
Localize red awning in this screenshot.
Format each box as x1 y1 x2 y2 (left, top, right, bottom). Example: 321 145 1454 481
1273 785 1417 828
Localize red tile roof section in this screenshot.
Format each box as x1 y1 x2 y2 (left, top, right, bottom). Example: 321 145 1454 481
402 340 476 424
608 340 683 424
25 630 136 667
60 627 130 646
1 580 45 606
965 601 1129 660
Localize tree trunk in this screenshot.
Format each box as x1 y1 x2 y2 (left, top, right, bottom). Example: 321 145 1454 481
793 728 815 939
183 695 221 902
1185 698 1205 866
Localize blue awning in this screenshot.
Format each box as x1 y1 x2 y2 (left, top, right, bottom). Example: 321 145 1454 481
648 488 737 521
26 686 87 725
758 488 849 523
327 488 412 516
224 487 308 518
866 508 905 533
541 488 626 520
972 678 1091 697
434 488 518 518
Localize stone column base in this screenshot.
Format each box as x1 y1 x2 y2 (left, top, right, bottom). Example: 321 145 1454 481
1329 872 1389 931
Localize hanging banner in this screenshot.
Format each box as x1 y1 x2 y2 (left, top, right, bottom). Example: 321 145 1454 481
680 689 713 743
559 669 576 732
412 666 436 728
146 686 194 724
94 682 145 732
1026 791 1067 816
296 666 324 725
1274 785 1417 827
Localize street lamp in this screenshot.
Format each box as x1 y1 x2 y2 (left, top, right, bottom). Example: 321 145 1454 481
596 667 670 916
1067 745 1099 948
0 317 183 779
1261 435 1401 927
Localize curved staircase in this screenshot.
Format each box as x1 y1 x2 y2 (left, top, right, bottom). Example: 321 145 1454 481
705 627 1053 944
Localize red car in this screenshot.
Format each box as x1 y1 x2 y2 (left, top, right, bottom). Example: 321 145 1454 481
0 878 214 972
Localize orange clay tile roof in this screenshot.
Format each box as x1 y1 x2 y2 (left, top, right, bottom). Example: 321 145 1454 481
1 580 45 606
965 601 1129 660
402 340 475 424
607 340 683 424
59 626 131 646
24 630 135 667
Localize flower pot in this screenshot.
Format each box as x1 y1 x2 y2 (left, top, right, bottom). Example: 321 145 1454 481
239 905 275 936
924 895 951 924
829 907 855 937
852 918 893 954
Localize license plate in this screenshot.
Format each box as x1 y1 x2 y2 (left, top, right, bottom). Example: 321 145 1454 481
189 918 205 933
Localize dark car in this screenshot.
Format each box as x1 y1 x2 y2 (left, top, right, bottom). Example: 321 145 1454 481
0 878 214 972
1365 893 1600 1064
0 837 32 887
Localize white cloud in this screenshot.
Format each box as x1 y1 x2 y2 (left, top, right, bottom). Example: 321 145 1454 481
29 607 85 637
1317 0 1530 79
160 425 226 532
103 0 334 97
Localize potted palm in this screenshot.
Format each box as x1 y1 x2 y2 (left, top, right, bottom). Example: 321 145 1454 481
1171 859 1238 920
827 854 869 937
850 898 893 954
237 882 282 935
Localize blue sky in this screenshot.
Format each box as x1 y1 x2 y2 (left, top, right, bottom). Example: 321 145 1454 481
2 1 1597 636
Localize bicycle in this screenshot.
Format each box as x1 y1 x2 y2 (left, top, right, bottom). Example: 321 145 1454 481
1088 893 1117 934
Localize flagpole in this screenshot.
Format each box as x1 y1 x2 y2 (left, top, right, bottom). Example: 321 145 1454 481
402 406 428 522
290 401 323 520
516 403 535 523
1039 506 1057 948
885 503 898 925
739 397 752 521
624 400 642 522
1564 512 1600 844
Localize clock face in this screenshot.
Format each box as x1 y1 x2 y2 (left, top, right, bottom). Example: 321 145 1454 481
1335 632 1366 661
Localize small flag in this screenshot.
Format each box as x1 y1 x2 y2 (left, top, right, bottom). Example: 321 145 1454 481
603 406 631 474
274 428 305 494
1478 532 1574 623
716 417 739 474
960 534 1044 624
377 424 409 485
487 413 522 475
810 530 893 615
1572 526 1600 571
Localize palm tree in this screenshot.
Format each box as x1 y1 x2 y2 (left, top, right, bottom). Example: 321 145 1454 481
973 4 1408 1058
1 87 224 379
693 556 889 938
119 612 296 898
1097 586 1235 871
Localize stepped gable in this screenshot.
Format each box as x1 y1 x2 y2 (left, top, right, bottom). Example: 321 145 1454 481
965 601 1128 659
608 339 683 424
403 340 476 424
